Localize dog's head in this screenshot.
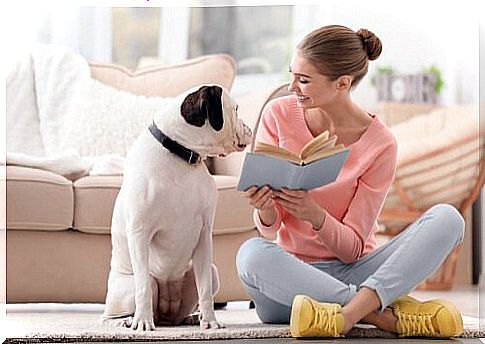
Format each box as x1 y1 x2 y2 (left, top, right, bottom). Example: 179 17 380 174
154 84 252 159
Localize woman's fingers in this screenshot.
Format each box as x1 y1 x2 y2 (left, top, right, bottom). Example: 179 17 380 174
275 197 297 212
280 188 306 198
244 186 272 209
274 191 301 204
249 186 272 208
260 195 275 210
244 186 307 213
243 186 258 198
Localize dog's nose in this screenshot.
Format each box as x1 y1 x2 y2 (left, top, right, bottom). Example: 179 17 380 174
236 144 247 151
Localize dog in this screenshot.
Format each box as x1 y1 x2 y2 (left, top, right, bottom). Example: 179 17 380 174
102 84 252 331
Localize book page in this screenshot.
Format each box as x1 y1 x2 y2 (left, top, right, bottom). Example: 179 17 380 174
301 135 338 158
302 144 347 164
299 130 329 159
254 141 302 164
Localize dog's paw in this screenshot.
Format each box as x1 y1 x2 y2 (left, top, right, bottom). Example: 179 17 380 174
198 308 224 330
200 319 225 330
100 316 133 328
131 313 156 331
118 316 134 328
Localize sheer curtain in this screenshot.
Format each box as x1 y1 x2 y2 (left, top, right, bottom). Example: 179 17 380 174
158 7 190 65
36 5 112 62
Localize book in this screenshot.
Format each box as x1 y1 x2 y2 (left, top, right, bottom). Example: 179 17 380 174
236 130 350 191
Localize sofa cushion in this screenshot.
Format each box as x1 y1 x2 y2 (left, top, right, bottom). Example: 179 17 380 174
73 175 254 235
89 54 236 98
5 166 73 231
73 175 122 235
212 176 255 235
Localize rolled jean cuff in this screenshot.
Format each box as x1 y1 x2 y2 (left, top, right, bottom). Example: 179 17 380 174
360 277 389 312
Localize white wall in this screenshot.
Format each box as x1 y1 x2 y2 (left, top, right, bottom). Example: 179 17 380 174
293 2 480 111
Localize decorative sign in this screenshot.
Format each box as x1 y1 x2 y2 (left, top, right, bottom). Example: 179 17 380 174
376 73 438 104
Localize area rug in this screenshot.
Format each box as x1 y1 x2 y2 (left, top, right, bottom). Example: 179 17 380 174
4 308 483 342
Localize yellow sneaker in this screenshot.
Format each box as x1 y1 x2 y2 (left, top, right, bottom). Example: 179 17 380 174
290 295 344 338
391 295 463 338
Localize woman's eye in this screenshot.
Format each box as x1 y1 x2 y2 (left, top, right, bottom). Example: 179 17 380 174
299 78 309 84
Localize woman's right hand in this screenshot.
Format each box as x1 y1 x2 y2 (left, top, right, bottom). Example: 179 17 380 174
243 186 277 226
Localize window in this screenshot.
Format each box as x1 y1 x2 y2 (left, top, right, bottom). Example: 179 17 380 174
112 7 160 69
109 6 295 94
188 6 293 95
188 6 293 76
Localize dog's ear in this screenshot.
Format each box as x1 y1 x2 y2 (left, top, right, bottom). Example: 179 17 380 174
180 86 224 131
204 86 224 131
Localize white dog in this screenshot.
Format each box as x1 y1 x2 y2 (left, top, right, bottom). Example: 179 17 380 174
102 85 252 331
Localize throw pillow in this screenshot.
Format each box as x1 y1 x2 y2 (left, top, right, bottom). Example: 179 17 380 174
59 78 172 157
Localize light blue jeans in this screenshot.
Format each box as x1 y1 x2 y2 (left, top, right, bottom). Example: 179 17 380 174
236 204 465 324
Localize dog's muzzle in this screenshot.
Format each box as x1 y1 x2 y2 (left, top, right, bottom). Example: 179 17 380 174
236 120 252 151
217 121 252 158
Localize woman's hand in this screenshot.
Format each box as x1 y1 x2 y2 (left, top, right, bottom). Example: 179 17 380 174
244 186 275 210
243 186 277 226
273 188 325 230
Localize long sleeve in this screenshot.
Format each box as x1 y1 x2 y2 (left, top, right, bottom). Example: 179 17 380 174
253 205 283 239
252 100 284 236
317 142 397 263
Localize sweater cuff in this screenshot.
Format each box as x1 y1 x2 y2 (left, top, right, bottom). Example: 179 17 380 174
253 208 282 238
318 209 340 236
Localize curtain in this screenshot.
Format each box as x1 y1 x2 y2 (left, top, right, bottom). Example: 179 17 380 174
36 5 112 62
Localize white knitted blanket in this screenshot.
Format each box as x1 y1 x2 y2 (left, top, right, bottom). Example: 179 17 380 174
6 44 171 178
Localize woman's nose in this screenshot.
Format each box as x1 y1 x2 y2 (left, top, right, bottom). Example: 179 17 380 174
288 78 297 93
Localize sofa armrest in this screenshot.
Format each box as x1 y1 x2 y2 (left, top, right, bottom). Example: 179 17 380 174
211 83 290 177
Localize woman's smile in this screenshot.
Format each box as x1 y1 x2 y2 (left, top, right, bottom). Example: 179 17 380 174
296 94 311 105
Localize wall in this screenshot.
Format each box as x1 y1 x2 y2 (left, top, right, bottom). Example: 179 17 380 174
297 2 480 111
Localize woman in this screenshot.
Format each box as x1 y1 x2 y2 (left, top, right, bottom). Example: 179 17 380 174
236 25 465 338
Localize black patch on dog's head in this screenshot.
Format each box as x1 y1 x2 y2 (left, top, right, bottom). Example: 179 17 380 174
180 85 224 131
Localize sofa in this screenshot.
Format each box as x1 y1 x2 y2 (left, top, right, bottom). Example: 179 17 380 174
4 53 288 304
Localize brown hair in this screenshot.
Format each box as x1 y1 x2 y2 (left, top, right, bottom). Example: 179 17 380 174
297 25 382 88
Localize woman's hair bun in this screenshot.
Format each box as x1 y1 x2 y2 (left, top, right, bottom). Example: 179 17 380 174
357 28 382 61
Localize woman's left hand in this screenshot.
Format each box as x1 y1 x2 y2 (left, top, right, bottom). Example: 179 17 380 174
273 188 326 230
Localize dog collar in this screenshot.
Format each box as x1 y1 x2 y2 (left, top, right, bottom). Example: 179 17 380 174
148 121 202 165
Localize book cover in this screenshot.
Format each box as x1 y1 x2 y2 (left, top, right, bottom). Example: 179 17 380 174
236 149 350 191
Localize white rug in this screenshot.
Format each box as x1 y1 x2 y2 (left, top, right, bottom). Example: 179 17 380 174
4 305 483 342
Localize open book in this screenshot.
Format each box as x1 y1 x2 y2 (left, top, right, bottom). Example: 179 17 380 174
237 130 350 191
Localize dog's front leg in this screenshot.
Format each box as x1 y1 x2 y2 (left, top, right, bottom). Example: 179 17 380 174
126 228 155 331
192 221 224 330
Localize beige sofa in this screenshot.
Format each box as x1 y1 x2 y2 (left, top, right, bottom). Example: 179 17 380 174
4 54 287 304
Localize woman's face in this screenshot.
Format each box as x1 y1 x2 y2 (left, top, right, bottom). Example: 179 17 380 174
288 51 339 109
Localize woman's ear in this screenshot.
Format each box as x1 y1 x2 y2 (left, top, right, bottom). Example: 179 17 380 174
336 75 352 91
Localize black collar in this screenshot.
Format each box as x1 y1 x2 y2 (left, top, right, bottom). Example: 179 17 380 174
148 121 201 165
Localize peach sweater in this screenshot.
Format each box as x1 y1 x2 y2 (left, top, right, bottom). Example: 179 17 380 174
253 96 397 264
